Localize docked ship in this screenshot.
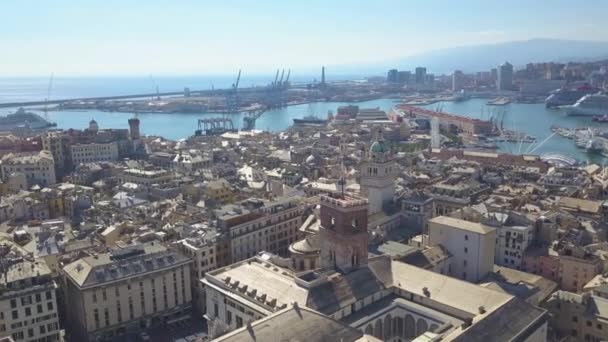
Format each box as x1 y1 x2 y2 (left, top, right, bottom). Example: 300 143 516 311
293 115 327 126
0 108 56 131
567 94 608 116
545 85 598 108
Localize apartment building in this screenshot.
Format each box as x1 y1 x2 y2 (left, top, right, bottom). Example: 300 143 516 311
428 216 496 282
71 142 119 166
174 225 221 312
0 150 56 188
62 243 192 342
0 257 60 342
215 196 305 263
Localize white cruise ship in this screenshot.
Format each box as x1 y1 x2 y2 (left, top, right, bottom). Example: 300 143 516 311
567 93 608 116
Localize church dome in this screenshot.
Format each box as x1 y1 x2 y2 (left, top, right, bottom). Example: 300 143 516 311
370 140 388 153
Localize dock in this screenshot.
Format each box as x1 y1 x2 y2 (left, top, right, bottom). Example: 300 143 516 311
487 97 511 106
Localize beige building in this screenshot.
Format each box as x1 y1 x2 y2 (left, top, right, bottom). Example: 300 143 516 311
174 228 220 312
428 216 496 282
0 257 60 342
118 168 173 186
71 141 119 166
0 150 56 189
62 243 193 342
559 250 603 293
546 291 608 342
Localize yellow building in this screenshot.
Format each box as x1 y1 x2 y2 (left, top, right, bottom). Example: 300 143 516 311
205 179 235 204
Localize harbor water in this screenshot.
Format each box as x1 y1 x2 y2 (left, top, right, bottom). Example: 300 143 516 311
0 75 605 163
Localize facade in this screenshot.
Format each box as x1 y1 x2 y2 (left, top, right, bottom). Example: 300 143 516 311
396 105 494 136
428 216 496 282
62 243 193 342
360 131 397 215
174 231 219 312
215 197 305 262
559 251 603 293
497 61 514 91
71 141 119 166
494 224 534 269
0 258 60 342
205 179 235 204
318 193 369 271
401 192 435 234
0 150 56 188
545 291 608 342
41 132 72 179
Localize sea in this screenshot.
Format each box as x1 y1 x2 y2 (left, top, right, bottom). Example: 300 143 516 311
0 76 605 163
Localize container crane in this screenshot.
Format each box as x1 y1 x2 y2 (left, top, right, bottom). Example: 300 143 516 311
43 73 54 121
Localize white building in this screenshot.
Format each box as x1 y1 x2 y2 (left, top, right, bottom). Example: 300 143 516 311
494 224 534 270
62 243 193 342
0 255 61 342
71 142 119 166
428 216 496 283
0 150 56 188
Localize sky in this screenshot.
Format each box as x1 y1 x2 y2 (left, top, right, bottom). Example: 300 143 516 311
1 0 608 76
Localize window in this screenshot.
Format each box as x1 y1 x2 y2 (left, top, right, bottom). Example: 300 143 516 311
25 307 31 317
587 321 592 327
464 235 468 240
573 316 579 323
11 311 18 320
46 291 52 300
597 324 603 330
37 304 43 314
47 302 53 311
464 247 468 253
10 299 16 309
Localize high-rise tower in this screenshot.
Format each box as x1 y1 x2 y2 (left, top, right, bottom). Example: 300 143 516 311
360 129 397 214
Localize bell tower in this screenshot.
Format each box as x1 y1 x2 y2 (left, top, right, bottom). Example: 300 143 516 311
360 129 397 214
318 192 369 272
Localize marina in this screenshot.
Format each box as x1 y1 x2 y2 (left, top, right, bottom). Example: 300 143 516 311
1 97 607 163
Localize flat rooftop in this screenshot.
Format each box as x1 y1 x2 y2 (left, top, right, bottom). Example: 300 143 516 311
429 216 495 235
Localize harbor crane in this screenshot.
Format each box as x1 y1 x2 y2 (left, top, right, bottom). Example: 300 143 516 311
43 73 54 121
226 69 242 113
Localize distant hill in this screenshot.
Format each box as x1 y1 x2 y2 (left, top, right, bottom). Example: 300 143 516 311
352 39 608 75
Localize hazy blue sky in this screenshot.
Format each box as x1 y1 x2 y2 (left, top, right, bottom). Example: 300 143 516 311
1 0 607 76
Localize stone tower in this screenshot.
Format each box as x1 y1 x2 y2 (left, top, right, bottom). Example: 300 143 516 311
319 192 369 272
360 129 397 214
128 117 141 140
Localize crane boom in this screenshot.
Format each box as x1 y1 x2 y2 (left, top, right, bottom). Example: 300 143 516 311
284 69 290 87
234 69 242 90
273 69 280 87
278 69 285 85
43 73 54 120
